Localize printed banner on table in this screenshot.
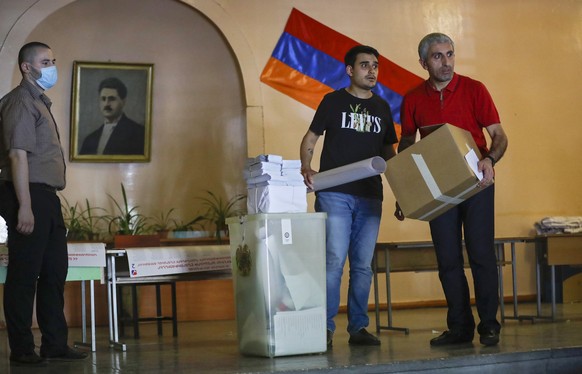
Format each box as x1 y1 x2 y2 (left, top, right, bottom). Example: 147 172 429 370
67 242 106 267
125 245 231 278
1 243 105 267
260 8 424 126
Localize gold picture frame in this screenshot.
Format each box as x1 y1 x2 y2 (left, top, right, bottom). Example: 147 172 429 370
70 61 153 162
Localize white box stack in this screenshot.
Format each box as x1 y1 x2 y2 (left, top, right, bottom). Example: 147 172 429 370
244 154 307 214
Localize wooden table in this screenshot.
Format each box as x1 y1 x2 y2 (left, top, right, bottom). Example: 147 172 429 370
0 244 104 351
106 245 231 351
525 234 582 321
372 236 537 334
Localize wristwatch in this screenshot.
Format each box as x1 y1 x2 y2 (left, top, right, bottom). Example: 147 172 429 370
485 155 496 167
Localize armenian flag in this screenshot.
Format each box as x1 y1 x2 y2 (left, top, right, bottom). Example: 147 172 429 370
260 8 423 126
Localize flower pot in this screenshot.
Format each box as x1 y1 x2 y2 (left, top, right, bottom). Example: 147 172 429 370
114 234 160 248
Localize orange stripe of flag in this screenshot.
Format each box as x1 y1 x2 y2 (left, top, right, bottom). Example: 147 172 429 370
261 57 334 110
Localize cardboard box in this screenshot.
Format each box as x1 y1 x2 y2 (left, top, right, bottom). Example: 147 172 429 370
385 124 485 221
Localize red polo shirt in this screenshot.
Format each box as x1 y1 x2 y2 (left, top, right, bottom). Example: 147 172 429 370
400 73 500 155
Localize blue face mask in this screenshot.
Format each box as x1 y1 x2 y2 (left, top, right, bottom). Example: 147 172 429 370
36 66 58 90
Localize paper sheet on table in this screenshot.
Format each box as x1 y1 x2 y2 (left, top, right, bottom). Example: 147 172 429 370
0 243 105 267
125 245 231 277
311 156 387 192
67 242 106 267
464 149 484 181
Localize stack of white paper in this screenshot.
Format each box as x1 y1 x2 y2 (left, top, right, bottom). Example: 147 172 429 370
245 154 307 214
254 154 283 164
246 185 307 214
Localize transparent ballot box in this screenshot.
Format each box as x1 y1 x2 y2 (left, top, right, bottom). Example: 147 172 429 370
226 213 327 357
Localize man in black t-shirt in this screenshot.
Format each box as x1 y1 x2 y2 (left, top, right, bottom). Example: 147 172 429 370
300 45 398 347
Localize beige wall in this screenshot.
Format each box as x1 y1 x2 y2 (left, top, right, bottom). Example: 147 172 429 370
0 0 249 227
1 0 582 310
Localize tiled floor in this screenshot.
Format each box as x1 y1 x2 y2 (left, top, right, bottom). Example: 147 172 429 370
2 303 582 373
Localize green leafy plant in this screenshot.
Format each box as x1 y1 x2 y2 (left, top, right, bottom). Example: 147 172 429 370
171 215 206 232
148 207 207 233
196 190 246 242
149 208 177 233
60 195 107 241
107 183 150 236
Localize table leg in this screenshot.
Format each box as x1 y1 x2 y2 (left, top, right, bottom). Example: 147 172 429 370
504 241 534 322
550 265 556 321
82 280 87 342
379 248 408 334
90 280 96 351
373 254 381 333
108 254 127 351
171 283 178 337
73 279 97 352
511 244 519 318
496 243 505 323
74 280 94 351
519 240 552 321
536 245 542 317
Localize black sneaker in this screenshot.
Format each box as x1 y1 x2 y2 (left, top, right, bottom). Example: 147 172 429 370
9 352 46 366
327 329 333 348
479 329 500 346
41 347 89 362
430 330 474 346
348 328 381 346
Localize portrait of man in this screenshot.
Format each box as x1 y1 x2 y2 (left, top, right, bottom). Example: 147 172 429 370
70 61 153 162
79 77 145 155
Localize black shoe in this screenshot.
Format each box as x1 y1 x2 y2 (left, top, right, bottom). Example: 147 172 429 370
348 328 381 346
430 330 474 346
9 352 46 366
479 329 500 346
327 329 333 348
42 347 89 362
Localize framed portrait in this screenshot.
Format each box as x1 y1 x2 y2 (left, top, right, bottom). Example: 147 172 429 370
69 61 153 162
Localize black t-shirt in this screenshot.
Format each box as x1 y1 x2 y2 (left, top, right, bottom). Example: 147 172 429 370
309 89 398 200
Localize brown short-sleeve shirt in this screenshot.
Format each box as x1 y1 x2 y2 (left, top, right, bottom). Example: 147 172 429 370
0 79 66 189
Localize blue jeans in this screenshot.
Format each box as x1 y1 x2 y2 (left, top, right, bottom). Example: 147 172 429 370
315 192 382 333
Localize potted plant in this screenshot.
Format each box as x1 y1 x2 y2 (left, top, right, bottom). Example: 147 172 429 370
170 215 206 238
149 208 177 239
61 195 107 241
196 190 246 243
107 183 156 247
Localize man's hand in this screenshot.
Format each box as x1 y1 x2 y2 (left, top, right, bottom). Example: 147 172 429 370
17 206 35 235
300 130 320 191
477 157 495 188
301 166 317 190
478 123 507 188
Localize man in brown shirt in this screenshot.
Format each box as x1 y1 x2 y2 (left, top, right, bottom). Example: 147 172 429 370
0 42 87 365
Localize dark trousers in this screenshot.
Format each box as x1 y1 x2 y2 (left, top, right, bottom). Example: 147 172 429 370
429 185 501 334
0 182 69 356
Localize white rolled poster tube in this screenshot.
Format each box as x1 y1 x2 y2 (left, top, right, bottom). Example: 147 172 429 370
310 156 386 192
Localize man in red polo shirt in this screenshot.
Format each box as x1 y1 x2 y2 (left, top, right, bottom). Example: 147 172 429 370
396 33 508 347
